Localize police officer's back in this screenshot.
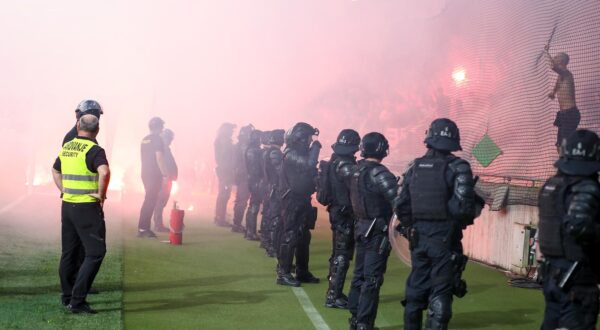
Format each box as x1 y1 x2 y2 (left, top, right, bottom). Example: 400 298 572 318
347 132 399 330
321 129 361 309
538 129 600 330
231 124 254 233
396 118 482 330
276 122 321 287
260 129 285 257
213 122 236 227
244 129 264 240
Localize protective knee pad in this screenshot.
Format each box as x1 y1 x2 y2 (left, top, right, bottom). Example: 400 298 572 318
364 274 383 293
428 294 452 326
334 231 351 251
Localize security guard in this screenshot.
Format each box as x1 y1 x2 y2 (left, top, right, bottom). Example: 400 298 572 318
62 99 104 295
538 129 600 330
52 114 110 314
396 118 483 330
324 129 361 309
347 132 399 330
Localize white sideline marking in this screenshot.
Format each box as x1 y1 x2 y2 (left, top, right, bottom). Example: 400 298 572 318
292 287 331 330
0 194 28 216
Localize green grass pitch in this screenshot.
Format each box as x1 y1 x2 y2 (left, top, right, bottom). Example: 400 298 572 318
3 193 592 329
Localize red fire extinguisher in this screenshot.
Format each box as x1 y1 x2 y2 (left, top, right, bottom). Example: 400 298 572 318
169 201 185 245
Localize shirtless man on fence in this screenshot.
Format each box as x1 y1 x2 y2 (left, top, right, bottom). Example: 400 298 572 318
545 44 580 153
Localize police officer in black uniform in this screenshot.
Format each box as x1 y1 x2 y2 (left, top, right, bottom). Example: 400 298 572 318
244 129 264 241
396 118 482 330
347 132 399 330
324 129 361 309
232 124 254 233
277 122 321 287
214 123 236 227
259 131 273 250
262 129 286 257
138 117 168 238
62 100 103 295
538 129 600 330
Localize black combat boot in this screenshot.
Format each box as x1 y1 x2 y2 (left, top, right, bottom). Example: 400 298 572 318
349 316 357 330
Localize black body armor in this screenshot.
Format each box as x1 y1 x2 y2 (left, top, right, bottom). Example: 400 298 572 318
350 160 398 220
330 154 356 208
408 157 451 220
539 175 584 261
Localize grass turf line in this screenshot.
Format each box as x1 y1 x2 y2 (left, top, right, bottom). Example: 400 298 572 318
123 212 556 330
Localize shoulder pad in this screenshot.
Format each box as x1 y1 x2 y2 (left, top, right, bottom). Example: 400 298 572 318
335 158 353 170
448 157 472 173
571 179 600 198
370 164 386 177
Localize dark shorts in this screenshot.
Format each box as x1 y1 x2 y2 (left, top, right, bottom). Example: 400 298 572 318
554 107 580 146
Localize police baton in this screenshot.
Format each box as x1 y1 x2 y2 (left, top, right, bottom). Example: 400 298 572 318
558 260 579 290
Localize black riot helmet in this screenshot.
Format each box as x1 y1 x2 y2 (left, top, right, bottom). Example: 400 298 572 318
148 117 165 132
286 122 319 149
424 118 462 152
332 129 361 155
217 122 236 138
260 130 271 146
360 132 389 159
268 129 285 146
75 99 103 119
238 124 255 144
555 129 600 176
248 129 263 147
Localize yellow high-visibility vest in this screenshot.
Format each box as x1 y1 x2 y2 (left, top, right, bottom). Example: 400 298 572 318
59 138 99 203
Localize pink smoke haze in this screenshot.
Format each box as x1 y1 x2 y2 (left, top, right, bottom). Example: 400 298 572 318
1 0 599 211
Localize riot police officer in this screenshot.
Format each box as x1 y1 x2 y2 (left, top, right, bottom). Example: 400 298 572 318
396 118 483 330
347 132 399 330
232 124 254 233
538 129 600 330
323 129 361 309
277 122 321 287
214 123 236 227
261 130 286 257
244 129 264 241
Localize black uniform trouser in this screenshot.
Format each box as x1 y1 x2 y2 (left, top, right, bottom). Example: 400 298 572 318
541 258 599 330
278 196 312 274
153 179 172 227
269 192 283 254
138 176 162 231
404 221 460 330
348 218 390 328
245 182 263 235
327 206 354 300
233 180 250 227
59 201 106 307
260 185 271 242
214 173 233 223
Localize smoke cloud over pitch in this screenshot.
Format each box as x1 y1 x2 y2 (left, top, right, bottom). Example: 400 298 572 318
1 0 599 212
